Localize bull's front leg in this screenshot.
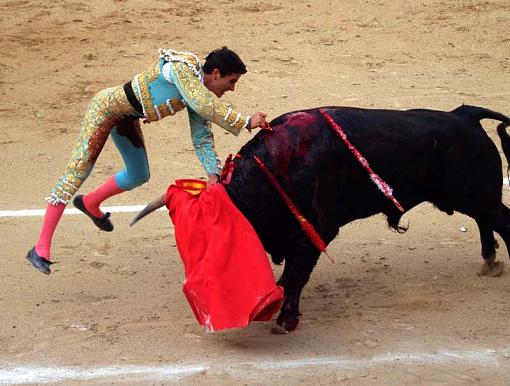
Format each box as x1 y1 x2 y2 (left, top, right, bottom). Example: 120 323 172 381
275 244 321 332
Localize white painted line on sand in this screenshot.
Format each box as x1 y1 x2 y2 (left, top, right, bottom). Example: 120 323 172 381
0 205 165 218
0 179 509 218
247 349 499 371
0 364 207 384
0 348 506 384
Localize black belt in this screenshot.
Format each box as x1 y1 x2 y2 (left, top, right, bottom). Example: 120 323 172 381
123 81 143 115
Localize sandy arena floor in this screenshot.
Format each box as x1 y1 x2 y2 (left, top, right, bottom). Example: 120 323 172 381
1 0 510 384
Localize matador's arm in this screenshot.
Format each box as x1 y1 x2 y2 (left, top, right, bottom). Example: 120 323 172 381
170 62 250 135
187 108 221 176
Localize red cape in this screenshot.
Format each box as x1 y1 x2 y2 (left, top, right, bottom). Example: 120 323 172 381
165 179 283 331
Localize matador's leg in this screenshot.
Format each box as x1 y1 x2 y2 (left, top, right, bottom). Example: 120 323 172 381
27 86 133 274
80 118 149 221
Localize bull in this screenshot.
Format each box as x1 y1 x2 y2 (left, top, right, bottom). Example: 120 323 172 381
133 104 510 332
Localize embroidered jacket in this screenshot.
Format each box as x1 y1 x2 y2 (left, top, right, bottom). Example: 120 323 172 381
131 49 250 176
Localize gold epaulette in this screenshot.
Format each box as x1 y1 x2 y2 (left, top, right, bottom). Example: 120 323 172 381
159 48 203 81
132 60 161 122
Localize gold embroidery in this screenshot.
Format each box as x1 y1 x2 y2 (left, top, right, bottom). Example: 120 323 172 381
136 73 158 122
48 86 137 204
145 60 160 83
159 49 202 80
156 98 187 119
172 63 249 135
133 60 161 122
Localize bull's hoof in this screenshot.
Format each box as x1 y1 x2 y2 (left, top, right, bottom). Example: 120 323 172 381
478 261 504 277
271 325 289 334
275 313 300 332
482 252 496 266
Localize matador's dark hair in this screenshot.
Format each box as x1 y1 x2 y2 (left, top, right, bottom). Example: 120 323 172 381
203 46 247 76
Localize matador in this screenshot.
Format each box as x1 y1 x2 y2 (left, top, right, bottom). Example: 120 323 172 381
26 46 269 274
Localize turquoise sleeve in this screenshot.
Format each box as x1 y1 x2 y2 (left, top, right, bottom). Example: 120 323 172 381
188 108 221 176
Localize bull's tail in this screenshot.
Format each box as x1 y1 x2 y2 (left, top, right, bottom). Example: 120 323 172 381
497 121 510 169
130 194 166 226
452 104 510 124
497 121 510 181
453 105 510 176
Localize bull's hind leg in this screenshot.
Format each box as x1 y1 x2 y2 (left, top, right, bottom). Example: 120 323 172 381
487 204 510 276
475 220 499 265
476 219 504 277
275 244 321 332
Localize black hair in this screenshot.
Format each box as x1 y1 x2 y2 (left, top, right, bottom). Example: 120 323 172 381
203 46 247 76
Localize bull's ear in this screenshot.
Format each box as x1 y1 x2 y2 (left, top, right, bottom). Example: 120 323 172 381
130 194 166 226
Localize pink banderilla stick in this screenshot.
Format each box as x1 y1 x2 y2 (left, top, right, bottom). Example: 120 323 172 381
320 109 405 213
254 155 334 263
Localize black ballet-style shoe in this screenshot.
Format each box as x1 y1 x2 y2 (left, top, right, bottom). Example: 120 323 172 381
26 247 53 275
73 195 114 232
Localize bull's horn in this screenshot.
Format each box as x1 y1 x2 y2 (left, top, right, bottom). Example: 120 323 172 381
130 194 166 226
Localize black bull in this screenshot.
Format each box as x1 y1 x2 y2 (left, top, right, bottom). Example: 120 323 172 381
133 105 510 332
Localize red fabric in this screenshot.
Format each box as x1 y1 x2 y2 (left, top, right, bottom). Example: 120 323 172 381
165 179 284 331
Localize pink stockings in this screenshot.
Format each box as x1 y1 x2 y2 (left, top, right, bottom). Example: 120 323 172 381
35 203 65 260
35 175 124 260
82 176 124 218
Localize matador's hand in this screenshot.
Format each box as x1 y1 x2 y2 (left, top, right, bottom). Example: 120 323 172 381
207 174 219 185
249 111 271 131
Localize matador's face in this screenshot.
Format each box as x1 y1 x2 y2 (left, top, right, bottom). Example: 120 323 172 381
204 69 242 98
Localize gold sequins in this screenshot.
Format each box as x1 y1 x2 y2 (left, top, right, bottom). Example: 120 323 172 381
172 62 249 135
48 86 137 204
